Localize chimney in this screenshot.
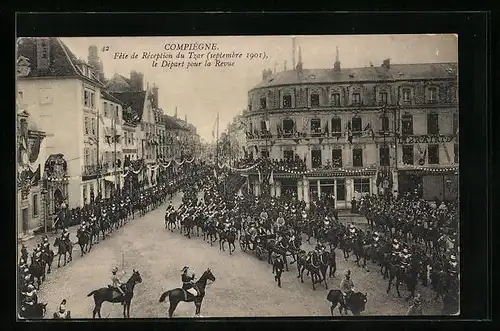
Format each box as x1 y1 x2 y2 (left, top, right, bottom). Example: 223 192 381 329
129 71 144 91
36 38 51 70
333 46 341 72
262 69 272 81
88 45 104 81
151 84 159 108
382 58 391 70
295 46 303 71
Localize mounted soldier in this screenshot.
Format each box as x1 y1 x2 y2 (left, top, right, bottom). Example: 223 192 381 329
340 270 355 306
54 299 70 319
109 266 126 299
181 266 200 297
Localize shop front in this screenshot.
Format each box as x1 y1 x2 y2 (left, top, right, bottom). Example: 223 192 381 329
398 169 458 201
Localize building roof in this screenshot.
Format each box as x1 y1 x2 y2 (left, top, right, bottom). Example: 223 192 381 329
251 62 458 90
105 74 133 92
101 90 123 105
110 91 146 124
162 114 188 131
16 37 103 86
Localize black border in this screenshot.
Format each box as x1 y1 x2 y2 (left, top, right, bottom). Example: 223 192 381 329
9 11 493 331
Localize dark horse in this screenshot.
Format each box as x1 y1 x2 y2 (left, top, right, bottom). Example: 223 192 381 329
19 302 48 319
76 228 92 257
53 237 73 268
159 268 216 318
87 269 142 318
326 290 367 316
219 228 237 255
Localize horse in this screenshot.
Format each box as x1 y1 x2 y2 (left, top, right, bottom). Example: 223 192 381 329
19 302 48 319
40 246 54 275
326 290 367 316
219 227 237 255
386 261 418 300
53 237 73 268
159 268 216 318
297 251 326 290
87 269 143 318
165 211 177 231
28 259 45 289
76 228 92 257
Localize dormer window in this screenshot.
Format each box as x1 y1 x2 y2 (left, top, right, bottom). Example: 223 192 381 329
310 93 320 107
402 88 411 103
428 87 438 103
283 95 292 108
260 97 267 109
352 93 361 105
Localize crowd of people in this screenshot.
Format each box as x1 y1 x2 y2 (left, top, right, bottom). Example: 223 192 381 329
166 165 459 315
17 164 204 319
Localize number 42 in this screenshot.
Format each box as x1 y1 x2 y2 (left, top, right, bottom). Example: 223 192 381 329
101 46 110 52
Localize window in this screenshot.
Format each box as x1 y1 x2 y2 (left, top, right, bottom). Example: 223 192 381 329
352 117 362 133
104 102 108 117
84 90 90 107
90 92 95 108
310 118 321 135
260 120 267 132
84 117 89 135
336 179 346 200
381 116 389 132
83 185 87 203
379 146 390 166
403 145 414 165
282 119 294 136
311 149 322 168
310 93 320 107
331 93 341 106
260 97 267 109
401 115 413 135
32 194 39 217
283 95 292 108
331 117 342 133
353 148 363 167
427 113 439 135
428 144 439 164
402 88 411 103
352 93 361 105
84 148 90 165
332 148 342 167
379 92 388 104
453 113 458 134
428 87 437 103
91 118 96 135
353 178 371 194
454 143 459 163
284 150 294 162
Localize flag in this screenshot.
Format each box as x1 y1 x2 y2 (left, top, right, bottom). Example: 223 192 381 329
443 144 451 163
28 135 42 163
269 169 274 185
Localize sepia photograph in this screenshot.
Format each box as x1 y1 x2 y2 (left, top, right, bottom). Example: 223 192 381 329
16 34 459 319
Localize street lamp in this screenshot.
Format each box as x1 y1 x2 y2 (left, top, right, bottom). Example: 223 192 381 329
41 186 48 234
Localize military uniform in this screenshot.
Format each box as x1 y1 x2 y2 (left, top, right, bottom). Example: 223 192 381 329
340 271 355 305
181 266 199 296
110 267 125 297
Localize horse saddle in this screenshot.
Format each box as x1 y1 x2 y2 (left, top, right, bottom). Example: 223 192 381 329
108 285 126 299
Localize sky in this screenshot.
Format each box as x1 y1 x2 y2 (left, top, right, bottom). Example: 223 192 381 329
61 35 458 142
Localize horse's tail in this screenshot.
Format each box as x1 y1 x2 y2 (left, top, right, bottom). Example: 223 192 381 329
87 290 97 297
159 291 170 303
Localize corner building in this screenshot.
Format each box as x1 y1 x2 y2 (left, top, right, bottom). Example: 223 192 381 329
244 55 458 209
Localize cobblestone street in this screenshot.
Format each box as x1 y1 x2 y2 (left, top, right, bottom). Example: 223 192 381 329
22 192 443 318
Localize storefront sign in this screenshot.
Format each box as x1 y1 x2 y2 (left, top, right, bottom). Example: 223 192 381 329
397 135 454 144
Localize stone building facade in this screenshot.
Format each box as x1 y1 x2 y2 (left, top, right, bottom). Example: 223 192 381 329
244 55 458 208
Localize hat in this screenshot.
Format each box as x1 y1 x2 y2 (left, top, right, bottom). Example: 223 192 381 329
112 267 118 273
403 249 408 254
450 255 456 261
181 266 189 271
27 284 34 290
374 232 379 236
